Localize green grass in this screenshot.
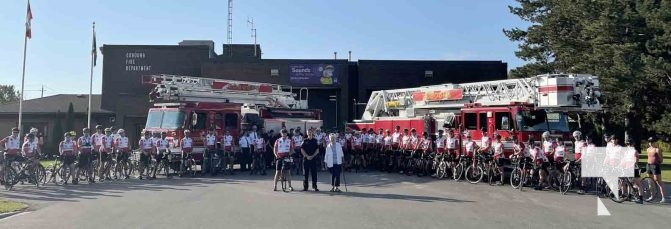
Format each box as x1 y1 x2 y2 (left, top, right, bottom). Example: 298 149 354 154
0 199 27 214
40 160 55 168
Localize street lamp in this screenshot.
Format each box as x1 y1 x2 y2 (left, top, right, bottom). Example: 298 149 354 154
329 95 338 130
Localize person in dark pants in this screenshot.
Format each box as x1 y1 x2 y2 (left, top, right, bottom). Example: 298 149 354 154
324 133 344 192
301 129 319 191
238 131 251 171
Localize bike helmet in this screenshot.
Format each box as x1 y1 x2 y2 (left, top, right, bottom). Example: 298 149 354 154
64 132 71 137
184 129 191 133
11 127 19 132
83 127 90 133
648 136 657 142
95 125 103 130
117 129 125 134
572 131 582 139
542 131 551 139
30 127 38 134
104 128 111 132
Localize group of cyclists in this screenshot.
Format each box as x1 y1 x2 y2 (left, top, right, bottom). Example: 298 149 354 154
0 123 667 204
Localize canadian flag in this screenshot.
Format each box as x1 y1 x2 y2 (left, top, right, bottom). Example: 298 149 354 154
26 1 33 39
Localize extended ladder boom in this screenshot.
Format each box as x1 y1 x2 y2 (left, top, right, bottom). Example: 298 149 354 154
360 73 603 120
142 74 308 109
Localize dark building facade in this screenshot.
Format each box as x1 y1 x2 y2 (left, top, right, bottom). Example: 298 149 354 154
101 41 507 134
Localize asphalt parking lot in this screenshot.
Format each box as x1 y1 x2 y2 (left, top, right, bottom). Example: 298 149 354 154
1 171 669 229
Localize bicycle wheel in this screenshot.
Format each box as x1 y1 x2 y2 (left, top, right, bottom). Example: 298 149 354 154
465 164 484 184
37 164 47 186
559 172 573 195
510 168 523 189
607 179 626 203
437 161 447 179
4 167 19 190
453 163 464 181
640 177 659 202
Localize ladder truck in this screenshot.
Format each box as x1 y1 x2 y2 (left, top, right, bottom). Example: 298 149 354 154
141 74 323 162
347 73 603 158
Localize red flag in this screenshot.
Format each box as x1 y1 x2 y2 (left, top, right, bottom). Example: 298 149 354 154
26 1 33 39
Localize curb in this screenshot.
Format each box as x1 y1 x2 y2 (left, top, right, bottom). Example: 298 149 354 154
0 209 26 220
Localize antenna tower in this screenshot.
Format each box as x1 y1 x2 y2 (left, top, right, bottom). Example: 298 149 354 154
227 0 233 56
247 17 257 57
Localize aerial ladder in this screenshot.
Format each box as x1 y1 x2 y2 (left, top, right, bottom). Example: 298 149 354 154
142 74 310 109
359 73 603 121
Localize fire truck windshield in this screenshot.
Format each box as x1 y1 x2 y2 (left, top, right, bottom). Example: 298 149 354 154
146 110 185 129
515 110 569 132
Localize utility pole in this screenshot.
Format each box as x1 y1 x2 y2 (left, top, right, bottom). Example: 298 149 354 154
227 0 233 57
40 85 44 98
334 52 337 60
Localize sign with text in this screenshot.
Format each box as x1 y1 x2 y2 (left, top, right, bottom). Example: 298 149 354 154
289 64 339 86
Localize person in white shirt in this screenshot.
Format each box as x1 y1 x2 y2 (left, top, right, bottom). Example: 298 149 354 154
152 132 171 179
273 129 294 191
239 131 252 171
324 133 344 192
252 132 267 175
114 129 131 179
179 130 194 177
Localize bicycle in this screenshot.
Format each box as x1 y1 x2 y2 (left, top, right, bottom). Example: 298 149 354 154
465 153 487 184
607 176 643 203
559 160 580 195
114 150 133 179
250 151 265 175
277 157 293 192
639 169 663 203
4 156 45 190
487 156 504 186
433 153 449 179
452 155 470 181
179 151 197 177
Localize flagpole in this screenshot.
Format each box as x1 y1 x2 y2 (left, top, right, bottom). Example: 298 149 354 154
88 22 94 128
19 34 27 135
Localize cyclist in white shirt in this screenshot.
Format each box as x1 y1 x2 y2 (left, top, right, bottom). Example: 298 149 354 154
273 129 294 191
221 130 235 174
114 129 131 179
179 130 194 177
253 132 267 175
0 128 21 184
153 132 170 179
137 131 154 179
59 132 78 184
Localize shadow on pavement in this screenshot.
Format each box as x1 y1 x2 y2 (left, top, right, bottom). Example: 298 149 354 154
315 190 474 203
0 175 261 203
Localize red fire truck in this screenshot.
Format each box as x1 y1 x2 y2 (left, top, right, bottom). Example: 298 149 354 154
141 74 322 162
348 73 603 157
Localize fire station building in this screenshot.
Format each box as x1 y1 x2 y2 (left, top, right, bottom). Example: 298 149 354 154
101 41 507 141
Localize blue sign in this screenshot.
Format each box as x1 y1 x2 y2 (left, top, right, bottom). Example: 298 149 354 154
289 64 339 86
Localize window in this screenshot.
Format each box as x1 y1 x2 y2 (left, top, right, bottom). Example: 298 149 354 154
495 112 512 130
146 111 163 129
424 70 433 78
515 110 569 132
271 68 279 77
192 112 207 130
464 113 477 130
225 113 238 130
479 112 488 131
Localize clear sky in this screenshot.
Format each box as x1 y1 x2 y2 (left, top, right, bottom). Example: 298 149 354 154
0 0 527 100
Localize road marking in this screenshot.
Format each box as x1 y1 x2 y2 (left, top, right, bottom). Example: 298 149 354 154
0 212 30 222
